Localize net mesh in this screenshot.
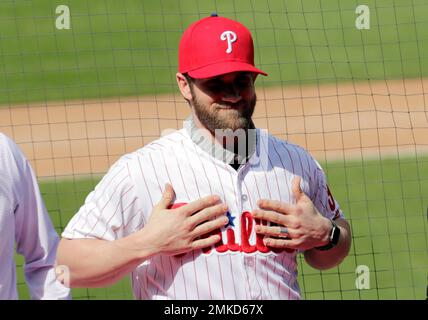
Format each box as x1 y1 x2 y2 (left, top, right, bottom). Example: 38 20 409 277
1 0 426 299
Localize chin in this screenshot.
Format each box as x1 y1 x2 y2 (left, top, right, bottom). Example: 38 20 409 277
219 119 249 131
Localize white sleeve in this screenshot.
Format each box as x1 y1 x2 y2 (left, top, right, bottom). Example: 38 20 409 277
62 156 144 241
310 159 344 221
5 135 71 300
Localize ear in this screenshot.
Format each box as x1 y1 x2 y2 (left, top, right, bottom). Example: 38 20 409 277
176 73 193 101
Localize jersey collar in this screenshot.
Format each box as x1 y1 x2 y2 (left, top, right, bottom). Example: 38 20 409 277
183 115 257 169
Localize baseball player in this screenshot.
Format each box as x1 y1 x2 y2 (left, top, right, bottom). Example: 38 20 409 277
0 133 71 299
57 14 351 299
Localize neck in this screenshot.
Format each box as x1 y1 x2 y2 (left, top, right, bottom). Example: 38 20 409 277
187 112 257 168
190 110 255 149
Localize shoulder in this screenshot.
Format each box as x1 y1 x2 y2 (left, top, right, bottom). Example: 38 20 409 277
0 132 16 154
128 128 188 160
267 134 317 164
137 128 189 154
0 133 28 195
106 129 189 173
0 132 25 168
265 133 325 185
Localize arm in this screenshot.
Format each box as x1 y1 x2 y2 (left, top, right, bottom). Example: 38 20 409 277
303 217 352 270
56 184 229 288
9 137 70 299
56 232 157 288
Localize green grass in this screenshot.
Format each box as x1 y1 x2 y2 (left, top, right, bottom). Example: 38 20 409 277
1 0 428 105
15 155 428 299
298 155 428 300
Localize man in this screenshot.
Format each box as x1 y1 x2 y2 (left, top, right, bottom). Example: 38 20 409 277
57 14 351 299
0 133 71 299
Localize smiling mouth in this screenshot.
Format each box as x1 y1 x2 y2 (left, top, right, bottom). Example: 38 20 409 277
216 103 244 110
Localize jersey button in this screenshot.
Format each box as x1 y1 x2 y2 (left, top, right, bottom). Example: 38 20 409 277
241 194 248 201
245 258 254 267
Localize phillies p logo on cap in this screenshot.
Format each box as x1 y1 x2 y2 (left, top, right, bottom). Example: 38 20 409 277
220 30 237 53
178 14 267 79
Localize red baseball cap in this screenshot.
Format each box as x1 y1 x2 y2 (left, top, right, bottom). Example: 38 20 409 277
178 14 267 79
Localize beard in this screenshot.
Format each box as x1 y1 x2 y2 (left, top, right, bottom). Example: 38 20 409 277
190 87 256 133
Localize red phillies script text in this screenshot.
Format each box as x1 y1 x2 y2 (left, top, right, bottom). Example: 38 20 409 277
169 203 295 255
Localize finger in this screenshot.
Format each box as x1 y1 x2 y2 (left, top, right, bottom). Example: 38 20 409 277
191 215 229 238
263 237 298 249
252 208 291 226
178 195 221 216
292 176 303 202
155 183 176 210
187 203 228 228
191 234 222 251
256 199 294 214
254 225 298 239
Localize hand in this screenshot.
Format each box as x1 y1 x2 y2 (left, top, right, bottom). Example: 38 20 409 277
252 176 331 250
142 183 229 256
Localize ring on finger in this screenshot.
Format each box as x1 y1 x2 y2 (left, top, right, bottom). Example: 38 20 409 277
279 226 288 235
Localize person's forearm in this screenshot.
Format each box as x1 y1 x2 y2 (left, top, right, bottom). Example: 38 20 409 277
57 188 228 288
56 230 157 288
303 218 352 270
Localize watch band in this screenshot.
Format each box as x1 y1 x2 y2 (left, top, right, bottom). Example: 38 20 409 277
315 219 340 251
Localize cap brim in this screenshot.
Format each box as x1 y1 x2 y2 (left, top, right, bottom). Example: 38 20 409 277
187 61 268 79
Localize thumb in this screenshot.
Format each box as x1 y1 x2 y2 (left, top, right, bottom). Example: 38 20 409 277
156 183 175 209
292 176 303 202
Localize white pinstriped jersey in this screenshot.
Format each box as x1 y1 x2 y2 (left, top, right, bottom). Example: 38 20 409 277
62 123 343 300
0 133 71 300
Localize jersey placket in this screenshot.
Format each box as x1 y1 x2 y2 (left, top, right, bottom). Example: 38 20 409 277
237 164 263 299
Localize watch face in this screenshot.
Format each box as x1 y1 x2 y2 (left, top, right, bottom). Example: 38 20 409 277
331 222 340 245
315 220 340 251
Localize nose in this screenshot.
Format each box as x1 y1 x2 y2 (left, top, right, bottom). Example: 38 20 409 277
222 86 242 104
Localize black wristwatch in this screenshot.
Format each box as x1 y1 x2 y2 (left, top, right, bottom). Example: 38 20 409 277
315 219 340 251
